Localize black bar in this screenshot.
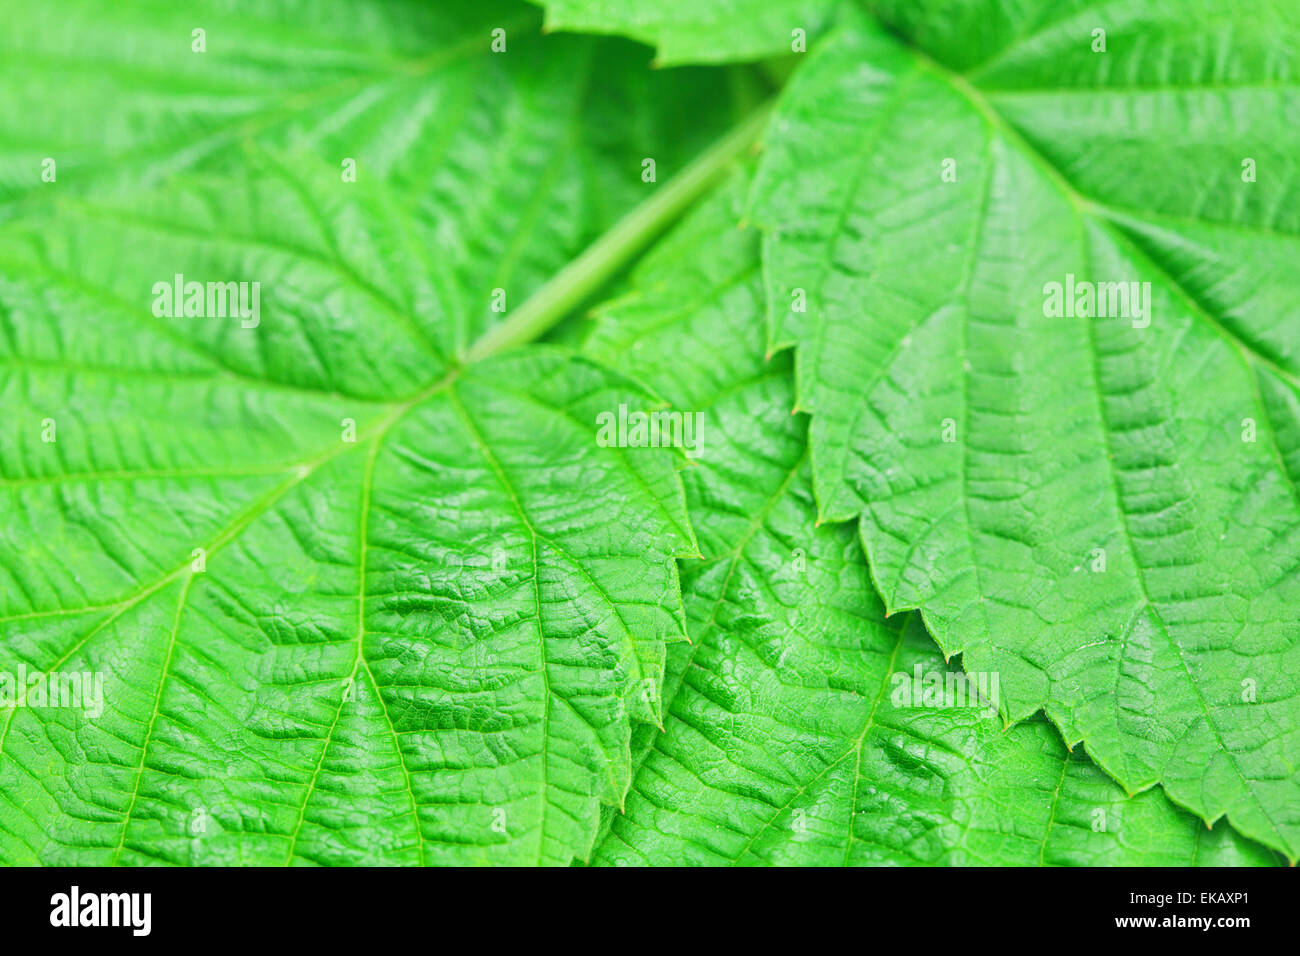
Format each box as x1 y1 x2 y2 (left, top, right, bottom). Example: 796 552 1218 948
0 865 1284 943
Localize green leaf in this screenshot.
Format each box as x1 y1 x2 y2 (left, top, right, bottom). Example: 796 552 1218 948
530 0 841 65
583 170 1278 866
1 0 742 243
0 0 781 865
750 1 1300 859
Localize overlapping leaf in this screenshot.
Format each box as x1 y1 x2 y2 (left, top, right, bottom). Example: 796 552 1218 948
582 171 1277 865
748 1 1300 859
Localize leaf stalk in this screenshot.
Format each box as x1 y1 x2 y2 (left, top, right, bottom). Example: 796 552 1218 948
464 99 773 363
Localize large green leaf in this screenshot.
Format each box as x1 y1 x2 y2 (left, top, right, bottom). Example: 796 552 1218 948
749 1 1300 859
530 0 842 65
0 0 760 865
582 171 1277 866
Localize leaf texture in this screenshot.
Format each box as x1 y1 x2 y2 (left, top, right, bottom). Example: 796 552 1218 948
749 1 1300 859
3 0 1291 869
2 0 745 353
582 170 1278 866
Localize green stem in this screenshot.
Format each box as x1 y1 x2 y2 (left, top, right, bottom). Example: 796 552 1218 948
464 98 773 364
